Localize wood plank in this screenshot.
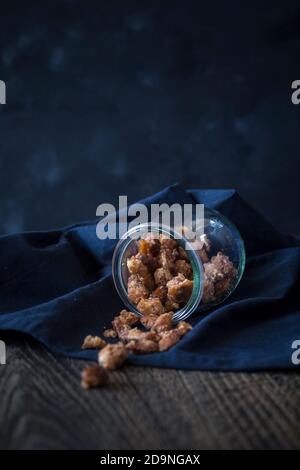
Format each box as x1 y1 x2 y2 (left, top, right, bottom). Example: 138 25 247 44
0 332 300 450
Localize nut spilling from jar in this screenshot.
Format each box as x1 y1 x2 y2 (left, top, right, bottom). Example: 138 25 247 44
80 308 192 389
80 231 238 389
126 232 237 313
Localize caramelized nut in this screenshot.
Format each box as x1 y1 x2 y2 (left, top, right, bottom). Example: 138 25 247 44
202 274 216 304
167 274 193 304
103 329 117 339
178 245 189 261
214 276 233 297
128 274 149 305
204 262 224 282
81 365 109 389
151 285 168 303
127 256 154 290
158 330 181 352
174 259 193 279
81 335 106 350
137 297 165 316
117 309 139 326
140 314 158 329
164 299 180 312
154 267 172 287
112 309 139 339
98 343 128 370
139 234 160 257
126 339 158 354
159 247 177 272
176 321 192 337
211 252 236 276
121 327 159 342
152 312 173 333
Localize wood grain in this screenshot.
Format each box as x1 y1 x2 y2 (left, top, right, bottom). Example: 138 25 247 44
0 332 300 450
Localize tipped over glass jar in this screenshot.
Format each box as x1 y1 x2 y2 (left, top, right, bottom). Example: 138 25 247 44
112 208 246 322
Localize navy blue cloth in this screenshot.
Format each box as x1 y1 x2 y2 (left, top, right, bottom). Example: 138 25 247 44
0 184 300 370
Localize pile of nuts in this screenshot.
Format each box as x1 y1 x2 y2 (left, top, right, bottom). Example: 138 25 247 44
127 233 194 315
80 231 237 389
80 309 192 389
127 231 237 310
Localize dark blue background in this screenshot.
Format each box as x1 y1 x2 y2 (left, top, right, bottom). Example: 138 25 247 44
0 0 299 234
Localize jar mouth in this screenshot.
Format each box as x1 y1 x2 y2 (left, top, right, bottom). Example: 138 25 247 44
112 223 204 322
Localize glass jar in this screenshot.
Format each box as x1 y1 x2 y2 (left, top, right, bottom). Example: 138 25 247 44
112 208 246 322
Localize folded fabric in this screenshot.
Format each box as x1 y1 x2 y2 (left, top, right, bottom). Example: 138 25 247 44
0 184 299 370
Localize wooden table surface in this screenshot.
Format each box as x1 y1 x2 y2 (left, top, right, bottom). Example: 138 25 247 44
0 332 300 450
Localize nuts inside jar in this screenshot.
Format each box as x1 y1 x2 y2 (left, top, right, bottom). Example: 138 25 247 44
126 232 237 313
126 233 195 315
